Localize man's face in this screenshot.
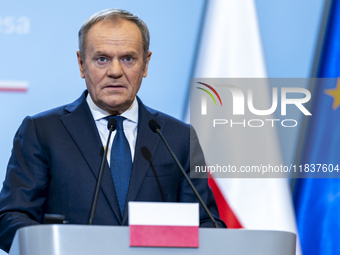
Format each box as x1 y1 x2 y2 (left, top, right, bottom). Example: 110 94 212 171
77 20 151 115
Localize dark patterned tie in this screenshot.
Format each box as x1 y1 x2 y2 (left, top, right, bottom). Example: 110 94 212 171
108 115 132 216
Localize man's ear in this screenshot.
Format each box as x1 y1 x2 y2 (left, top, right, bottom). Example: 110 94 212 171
77 51 85 79
143 51 152 78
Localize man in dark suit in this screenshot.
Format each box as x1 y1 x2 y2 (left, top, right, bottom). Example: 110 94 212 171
0 8 225 253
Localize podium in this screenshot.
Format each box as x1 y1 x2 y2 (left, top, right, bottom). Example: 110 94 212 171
9 225 296 255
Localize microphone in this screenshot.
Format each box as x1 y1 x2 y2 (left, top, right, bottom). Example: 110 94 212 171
148 119 161 133
88 117 117 225
148 119 219 228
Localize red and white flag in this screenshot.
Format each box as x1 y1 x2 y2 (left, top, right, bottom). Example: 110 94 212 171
189 0 301 254
129 202 199 247
0 80 28 92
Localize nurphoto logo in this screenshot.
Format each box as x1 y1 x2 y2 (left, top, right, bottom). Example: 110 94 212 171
198 83 311 116
194 79 312 128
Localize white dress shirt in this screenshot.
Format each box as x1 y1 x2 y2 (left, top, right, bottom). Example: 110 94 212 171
86 94 138 164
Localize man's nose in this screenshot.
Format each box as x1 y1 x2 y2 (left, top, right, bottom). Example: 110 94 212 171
107 59 123 78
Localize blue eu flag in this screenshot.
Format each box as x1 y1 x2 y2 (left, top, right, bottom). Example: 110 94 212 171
294 1 340 255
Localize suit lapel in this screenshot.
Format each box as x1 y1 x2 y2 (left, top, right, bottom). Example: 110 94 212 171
122 98 164 225
60 91 122 223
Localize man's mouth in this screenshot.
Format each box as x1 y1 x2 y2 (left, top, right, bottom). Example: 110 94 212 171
104 84 126 89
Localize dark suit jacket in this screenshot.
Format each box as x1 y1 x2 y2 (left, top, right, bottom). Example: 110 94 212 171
0 91 225 252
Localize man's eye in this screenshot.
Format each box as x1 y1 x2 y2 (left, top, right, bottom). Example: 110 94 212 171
95 57 109 65
124 57 132 62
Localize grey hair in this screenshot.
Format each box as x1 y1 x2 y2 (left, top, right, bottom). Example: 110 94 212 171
78 8 150 62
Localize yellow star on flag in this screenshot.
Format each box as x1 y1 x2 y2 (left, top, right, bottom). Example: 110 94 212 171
324 78 340 110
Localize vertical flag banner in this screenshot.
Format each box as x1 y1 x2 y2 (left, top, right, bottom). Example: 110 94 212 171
294 1 340 254
191 0 300 252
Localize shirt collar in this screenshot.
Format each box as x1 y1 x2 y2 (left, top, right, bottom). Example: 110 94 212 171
86 93 138 124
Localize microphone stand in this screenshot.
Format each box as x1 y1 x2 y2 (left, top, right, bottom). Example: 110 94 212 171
88 118 117 225
149 119 219 228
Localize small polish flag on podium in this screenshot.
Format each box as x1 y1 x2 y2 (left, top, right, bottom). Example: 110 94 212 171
129 202 199 247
